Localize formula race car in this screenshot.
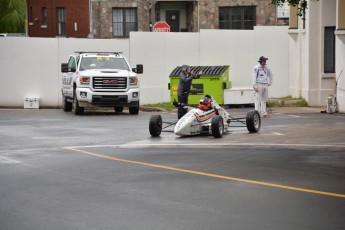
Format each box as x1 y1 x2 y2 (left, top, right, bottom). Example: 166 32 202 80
149 95 261 138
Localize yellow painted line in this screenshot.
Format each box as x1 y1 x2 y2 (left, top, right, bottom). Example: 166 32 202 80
65 147 345 199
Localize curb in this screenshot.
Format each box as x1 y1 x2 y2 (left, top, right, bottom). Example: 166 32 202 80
140 106 169 112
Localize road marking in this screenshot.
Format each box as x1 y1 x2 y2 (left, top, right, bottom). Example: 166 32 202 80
0 156 20 164
65 147 345 199
288 115 301 118
271 132 285 136
65 142 345 149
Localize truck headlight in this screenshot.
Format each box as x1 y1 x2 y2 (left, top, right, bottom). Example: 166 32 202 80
129 77 138 85
80 76 90 85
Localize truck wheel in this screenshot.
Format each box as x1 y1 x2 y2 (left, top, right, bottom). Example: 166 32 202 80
63 96 72 112
129 106 139 115
73 92 84 115
246 110 261 133
149 115 162 137
211 115 224 138
114 106 123 113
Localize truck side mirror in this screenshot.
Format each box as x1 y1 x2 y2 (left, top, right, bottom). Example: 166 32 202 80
132 64 143 74
61 63 76 73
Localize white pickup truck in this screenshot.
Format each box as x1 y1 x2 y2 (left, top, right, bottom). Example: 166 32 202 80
61 52 143 115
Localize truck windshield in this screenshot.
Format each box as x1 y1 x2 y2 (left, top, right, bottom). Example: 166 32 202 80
80 57 130 71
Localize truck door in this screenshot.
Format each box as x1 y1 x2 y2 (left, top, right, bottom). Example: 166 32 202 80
62 55 77 97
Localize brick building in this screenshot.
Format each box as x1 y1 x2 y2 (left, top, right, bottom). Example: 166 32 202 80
92 0 278 38
26 0 90 37
26 0 280 38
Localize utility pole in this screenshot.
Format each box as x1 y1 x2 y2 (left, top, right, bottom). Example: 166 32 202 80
89 0 93 38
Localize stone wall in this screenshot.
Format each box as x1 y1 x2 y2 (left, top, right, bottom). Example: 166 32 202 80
92 0 276 37
198 0 276 30
92 0 150 38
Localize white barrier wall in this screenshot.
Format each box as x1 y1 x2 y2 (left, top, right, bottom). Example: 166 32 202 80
0 27 289 108
130 32 200 104
0 37 129 108
336 33 345 112
200 27 289 98
0 38 59 108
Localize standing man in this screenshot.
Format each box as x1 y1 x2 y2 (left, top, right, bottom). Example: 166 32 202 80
252 56 273 118
177 65 202 119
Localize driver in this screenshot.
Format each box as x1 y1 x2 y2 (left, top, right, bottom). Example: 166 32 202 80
198 95 213 111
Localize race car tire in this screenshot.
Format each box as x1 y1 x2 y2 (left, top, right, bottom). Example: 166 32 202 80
246 110 261 133
149 115 162 137
72 92 84 115
114 106 124 113
211 115 224 138
63 96 72 112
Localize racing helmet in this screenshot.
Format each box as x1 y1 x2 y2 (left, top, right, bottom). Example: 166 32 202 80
198 96 211 110
202 97 211 106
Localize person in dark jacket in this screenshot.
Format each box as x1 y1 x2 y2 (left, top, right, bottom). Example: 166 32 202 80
177 65 202 119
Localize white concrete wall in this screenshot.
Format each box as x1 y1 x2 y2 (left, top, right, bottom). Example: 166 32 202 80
0 37 129 108
335 0 345 112
199 27 289 98
0 27 289 108
0 37 59 108
130 32 199 104
336 33 345 112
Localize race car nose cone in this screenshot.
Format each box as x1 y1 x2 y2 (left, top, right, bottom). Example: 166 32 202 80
174 111 195 136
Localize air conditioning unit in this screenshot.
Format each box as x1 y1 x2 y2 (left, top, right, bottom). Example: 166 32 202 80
23 97 40 109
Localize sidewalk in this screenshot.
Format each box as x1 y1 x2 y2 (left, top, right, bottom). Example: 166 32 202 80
270 107 324 114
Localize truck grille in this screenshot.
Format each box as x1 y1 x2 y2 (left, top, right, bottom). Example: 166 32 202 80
93 77 127 89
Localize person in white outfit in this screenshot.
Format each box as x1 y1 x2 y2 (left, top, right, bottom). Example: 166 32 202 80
252 56 273 118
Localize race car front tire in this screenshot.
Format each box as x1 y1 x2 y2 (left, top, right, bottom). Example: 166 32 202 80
246 110 261 133
211 115 224 138
149 115 162 137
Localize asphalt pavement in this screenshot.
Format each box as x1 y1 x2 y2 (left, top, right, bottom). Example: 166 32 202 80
0 107 344 230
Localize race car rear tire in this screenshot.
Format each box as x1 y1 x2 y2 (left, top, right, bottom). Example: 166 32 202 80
114 106 123 113
246 110 261 133
211 115 224 138
149 115 162 137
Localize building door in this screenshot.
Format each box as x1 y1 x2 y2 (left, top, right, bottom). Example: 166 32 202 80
166 11 180 32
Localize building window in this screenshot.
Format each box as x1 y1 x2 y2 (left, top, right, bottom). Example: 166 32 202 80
219 6 256 30
112 8 137 37
42 7 47 26
324 27 336 73
29 7 33 22
57 8 66 36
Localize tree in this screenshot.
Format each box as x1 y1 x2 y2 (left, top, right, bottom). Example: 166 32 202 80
0 0 26 33
270 0 318 17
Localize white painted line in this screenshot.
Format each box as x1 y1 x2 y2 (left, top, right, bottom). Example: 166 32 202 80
65 142 345 149
0 156 20 164
288 115 301 118
272 132 285 136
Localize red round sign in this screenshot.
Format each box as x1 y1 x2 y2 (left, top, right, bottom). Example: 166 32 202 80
153 21 170 32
